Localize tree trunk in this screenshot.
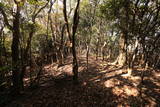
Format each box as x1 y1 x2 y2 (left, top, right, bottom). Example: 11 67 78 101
0 27 4 66
86 45 89 71
63 0 80 83
117 32 127 66
11 5 21 94
72 40 78 83
96 38 99 60
59 24 66 65
102 42 106 61
71 0 80 83
127 38 139 75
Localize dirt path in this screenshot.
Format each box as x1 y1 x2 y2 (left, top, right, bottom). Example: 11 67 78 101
6 56 160 107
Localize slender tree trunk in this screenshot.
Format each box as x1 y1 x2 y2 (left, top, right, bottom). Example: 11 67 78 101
20 2 49 87
11 5 21 94
72 0 80 83
72 39 78 82
96 38 99 60
86 29 91 71
50 18 59 62
86 45 89 71
0 27 4 66
59 24 66 65
102 42 106 61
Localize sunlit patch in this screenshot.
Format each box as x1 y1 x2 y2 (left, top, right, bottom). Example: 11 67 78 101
112 85 138 97
54 71 62 77
100 63 108 67
44 64 51 69
104 78 120 88
78 66 85 72
129 76 141 86
59 65 73 75
90 76 99 81
100 70 107 73
123 85 138 96
155 73 160 77
112 86 124 96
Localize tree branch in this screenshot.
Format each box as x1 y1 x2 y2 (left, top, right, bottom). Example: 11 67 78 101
63 0 72 41
72 0 80 37
32 0 49 22
0 6 13 30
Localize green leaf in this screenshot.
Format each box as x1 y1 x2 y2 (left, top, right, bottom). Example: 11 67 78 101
28 0 38 5
0 3 4 8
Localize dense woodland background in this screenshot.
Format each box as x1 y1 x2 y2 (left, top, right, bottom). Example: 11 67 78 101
0 0 160 106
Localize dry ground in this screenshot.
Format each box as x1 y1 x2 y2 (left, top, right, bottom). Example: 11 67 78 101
6 56 160 107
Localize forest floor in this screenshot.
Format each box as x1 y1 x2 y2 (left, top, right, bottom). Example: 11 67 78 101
6 55 160 107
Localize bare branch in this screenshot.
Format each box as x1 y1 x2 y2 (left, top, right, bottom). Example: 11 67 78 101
63 0 72 41
32 0 49 22
0 6 13 30
72 0 80 37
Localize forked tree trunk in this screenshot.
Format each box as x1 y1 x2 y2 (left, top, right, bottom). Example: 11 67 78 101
72 0 80 83
20 1 49 89
63 0 80 83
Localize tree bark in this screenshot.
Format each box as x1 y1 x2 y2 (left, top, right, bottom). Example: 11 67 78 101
0 27 4 66
72 0 80 83
127 38 139 75
96 38 99 60
63 0 80 83
0 2 22 94
86 45 89 71
117 33 127 66
11 4 21 94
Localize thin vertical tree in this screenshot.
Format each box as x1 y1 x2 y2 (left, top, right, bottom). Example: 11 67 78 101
63 0 80 83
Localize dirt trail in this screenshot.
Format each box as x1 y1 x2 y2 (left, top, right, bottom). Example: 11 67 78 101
6 56 160 107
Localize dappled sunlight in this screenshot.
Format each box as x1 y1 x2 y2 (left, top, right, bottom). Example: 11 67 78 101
154 71 160 77
104 78 120 88
122 85 138 96
104 78 138 97
0 0 160 106
23 56 159 106
129 76 141 86
2 56 159 106
58 64 73 75
112 87 124 96
78 66 85 72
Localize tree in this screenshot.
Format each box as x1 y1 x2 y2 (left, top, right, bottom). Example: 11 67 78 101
100 0 160 75
63 0 80 83
0 0 23 94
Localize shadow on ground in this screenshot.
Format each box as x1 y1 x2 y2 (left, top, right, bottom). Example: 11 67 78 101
5 56 160 107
